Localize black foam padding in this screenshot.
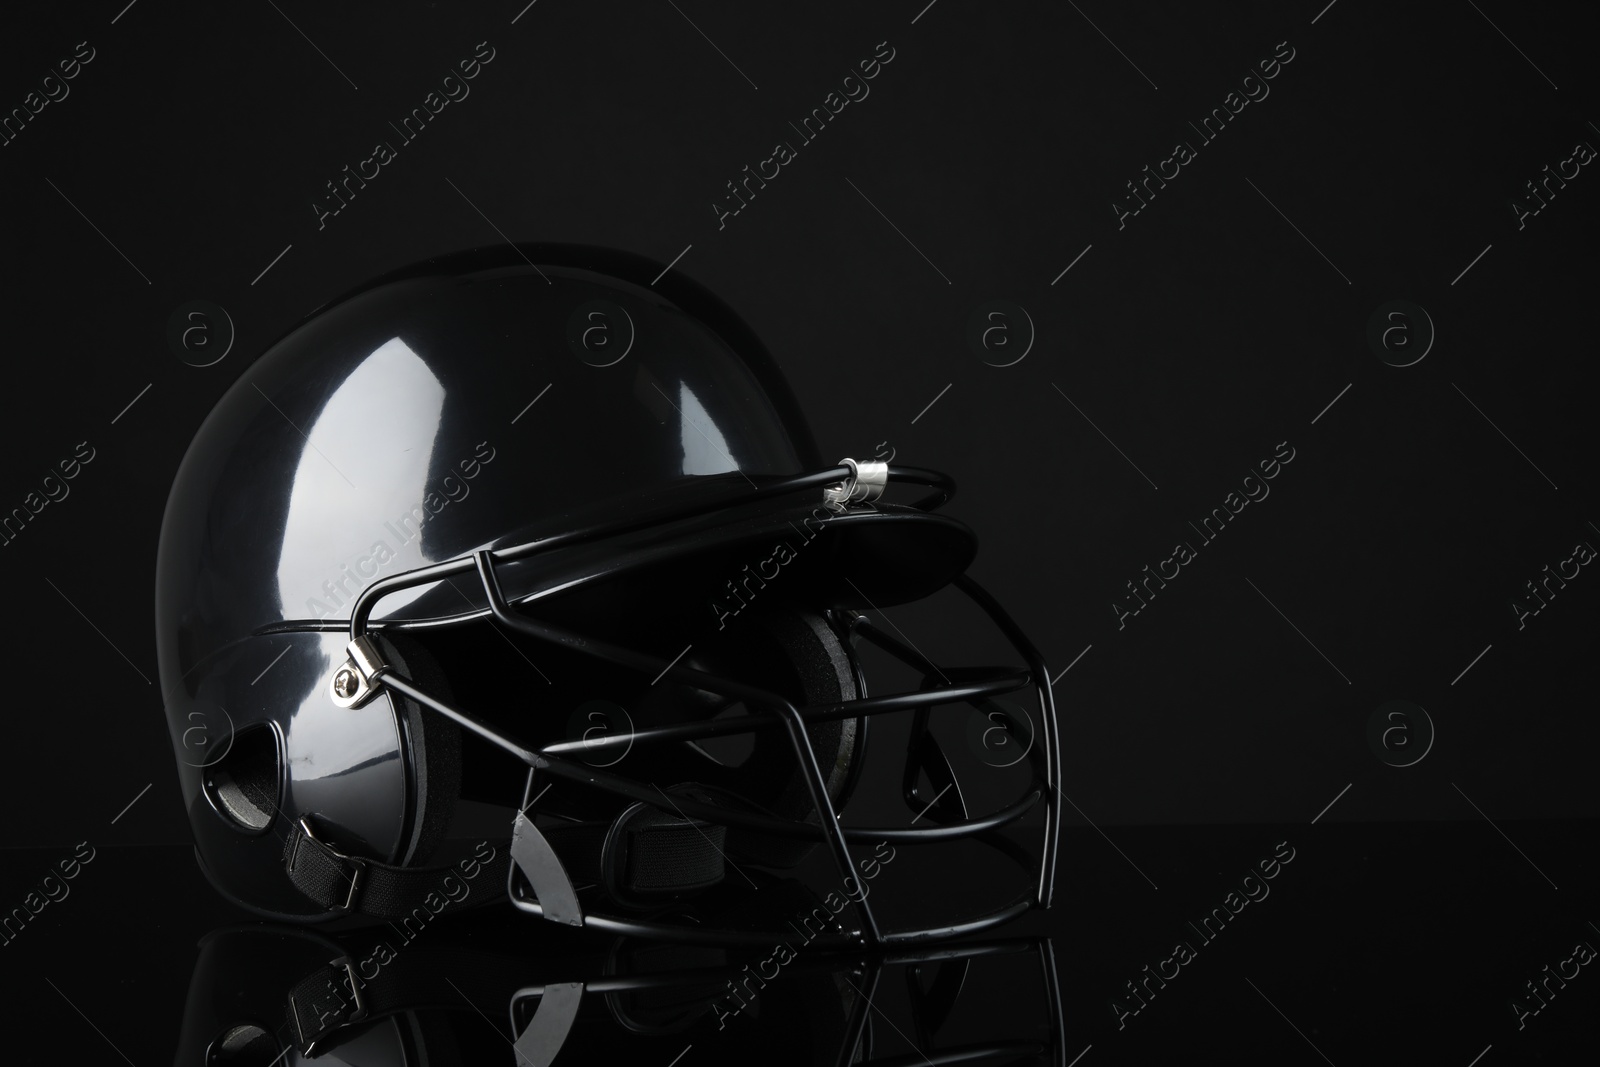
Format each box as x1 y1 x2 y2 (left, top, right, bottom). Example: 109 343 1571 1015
719 607 860 869
211 725 280 831
619 805 728 892
380 632 463 867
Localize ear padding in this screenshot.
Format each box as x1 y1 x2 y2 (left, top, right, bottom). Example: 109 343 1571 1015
379 631 463 868
711 607 861 869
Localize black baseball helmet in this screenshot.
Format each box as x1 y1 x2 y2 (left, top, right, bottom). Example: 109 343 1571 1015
156 244 1059 946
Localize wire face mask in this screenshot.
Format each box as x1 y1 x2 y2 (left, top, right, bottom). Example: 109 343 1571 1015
156 244 1060 947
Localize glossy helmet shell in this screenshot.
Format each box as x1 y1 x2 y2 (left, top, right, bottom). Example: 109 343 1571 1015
156 245 976 920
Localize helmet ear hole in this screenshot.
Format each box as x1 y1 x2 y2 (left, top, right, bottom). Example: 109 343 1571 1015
380 632 463 866
204 725 281 834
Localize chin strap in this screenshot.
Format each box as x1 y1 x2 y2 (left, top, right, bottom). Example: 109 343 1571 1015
282 794 730 921
283 817 512 919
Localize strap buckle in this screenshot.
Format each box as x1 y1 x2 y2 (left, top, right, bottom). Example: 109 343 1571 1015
328 956 368 1024
295 816 368 914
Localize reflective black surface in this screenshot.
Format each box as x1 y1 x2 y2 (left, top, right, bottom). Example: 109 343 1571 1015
172 920 1059 1066
2 824 1594 1065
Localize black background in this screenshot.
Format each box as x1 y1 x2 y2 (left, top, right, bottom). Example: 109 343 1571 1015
1 1 1596 1063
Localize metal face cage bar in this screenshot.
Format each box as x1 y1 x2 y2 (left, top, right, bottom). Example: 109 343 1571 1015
313 464 1059 946
345 463 952 637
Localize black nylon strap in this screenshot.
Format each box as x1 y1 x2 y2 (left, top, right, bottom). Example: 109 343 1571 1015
543 812 727 896
282 819 510 920
282 803 727 919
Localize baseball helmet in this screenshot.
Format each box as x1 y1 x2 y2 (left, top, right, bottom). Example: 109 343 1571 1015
156 244 1059 947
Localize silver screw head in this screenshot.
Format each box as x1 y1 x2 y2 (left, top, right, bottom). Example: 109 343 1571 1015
333 668 360 700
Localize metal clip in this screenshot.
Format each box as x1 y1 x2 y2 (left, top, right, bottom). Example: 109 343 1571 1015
329 634 387 709
822 458 889 512
328 955 368 1023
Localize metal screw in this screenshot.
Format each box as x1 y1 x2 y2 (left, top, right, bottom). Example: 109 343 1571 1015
333 668 360 700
